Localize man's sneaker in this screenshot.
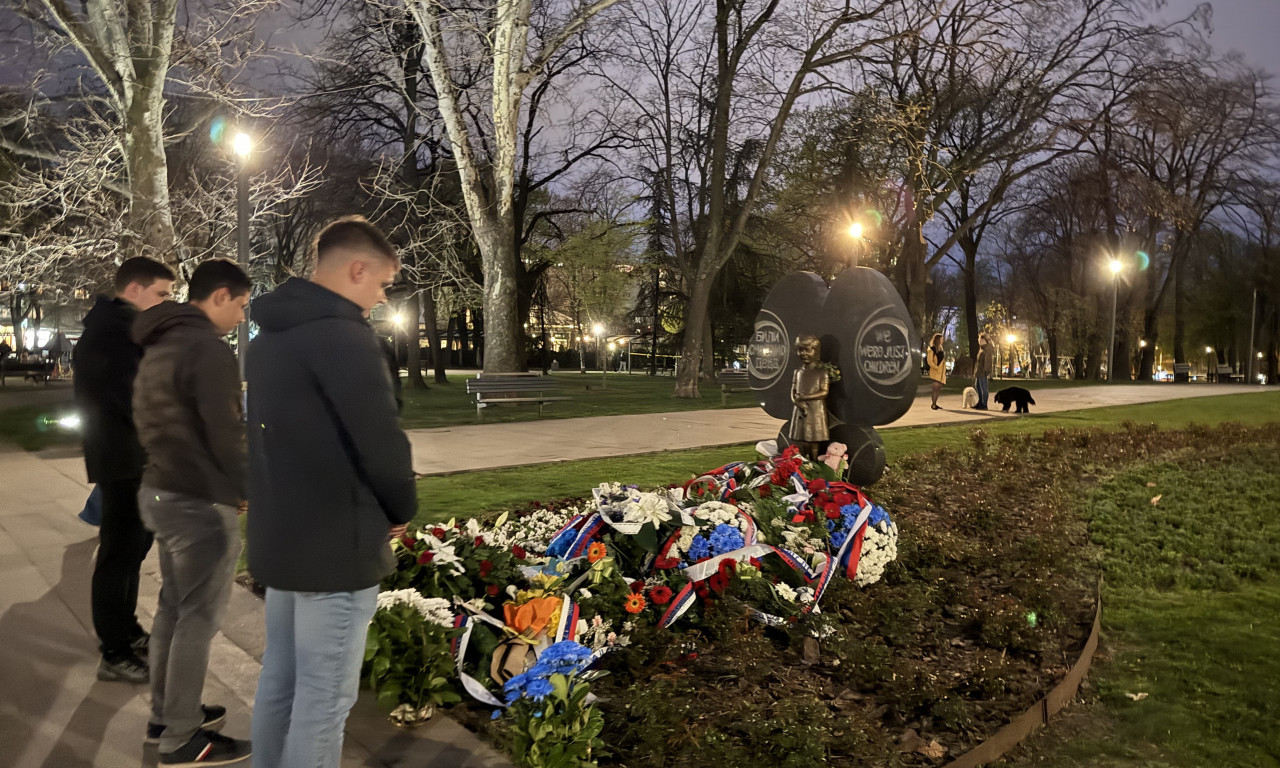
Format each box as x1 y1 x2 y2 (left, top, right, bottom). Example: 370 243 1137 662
159 730 251 766
97 653 148 683
146 705 228 743
130 632 150 657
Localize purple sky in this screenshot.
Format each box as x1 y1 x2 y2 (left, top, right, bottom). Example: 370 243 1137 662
1161 0 1280 77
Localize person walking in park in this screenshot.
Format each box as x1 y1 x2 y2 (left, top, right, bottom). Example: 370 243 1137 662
926 333 947 410
133 259 253 766
974 332 993 411
74 256 175 683
246 217 416 768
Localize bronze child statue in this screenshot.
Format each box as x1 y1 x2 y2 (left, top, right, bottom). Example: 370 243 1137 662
789 335 830 460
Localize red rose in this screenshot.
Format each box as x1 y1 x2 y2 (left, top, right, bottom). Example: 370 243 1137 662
833 492 854 506
718 558 736 576
474 536 485 547
480 560 494 576
486 584 500 597
417 551 435 565
630 580 646 594
512 545 527 560
806 478 827 493
400 536 416 548
431 527 446 538
650 585 674 605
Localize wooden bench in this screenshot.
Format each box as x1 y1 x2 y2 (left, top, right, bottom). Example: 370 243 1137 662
465 374 571 421
0 359 55 387
1173 363 1192 383
715 369 750 405
1215 364 1244 383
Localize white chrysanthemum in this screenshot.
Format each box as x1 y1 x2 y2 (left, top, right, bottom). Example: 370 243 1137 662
855 520 898 587
377 589 454 628
694 501 739 526
775 582 798 602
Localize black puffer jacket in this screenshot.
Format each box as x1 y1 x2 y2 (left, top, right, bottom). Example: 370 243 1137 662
245 278 416 592
74 296 144 482
133 303 246 507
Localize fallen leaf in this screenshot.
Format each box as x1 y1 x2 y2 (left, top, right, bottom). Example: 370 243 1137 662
917 740 948 759
897 728 927 752
1150 495 1162 506
1125 692 1149 701
1146 482 1157 488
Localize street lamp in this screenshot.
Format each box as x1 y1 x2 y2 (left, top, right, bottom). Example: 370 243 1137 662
847 222 865 267
593 324 606 388
1005 333 1017 378
1107 258 1123 382
1205 346 1214 381
232 131 253 378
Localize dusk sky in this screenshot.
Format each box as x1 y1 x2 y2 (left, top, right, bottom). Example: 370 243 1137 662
1161 0 1280 77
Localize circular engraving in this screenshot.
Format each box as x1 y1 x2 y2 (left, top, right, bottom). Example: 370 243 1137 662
855 312 913 391
748 311 789 386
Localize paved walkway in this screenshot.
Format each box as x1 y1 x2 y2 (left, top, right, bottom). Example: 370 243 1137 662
0 446 510 768
0 380 1264 766
406 382 1262 474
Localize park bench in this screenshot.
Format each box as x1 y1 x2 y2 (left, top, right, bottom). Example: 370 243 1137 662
465 373 571 421
0 359 55 387
1215 364 1244 383
715 368 751 405
1173 363 1192 383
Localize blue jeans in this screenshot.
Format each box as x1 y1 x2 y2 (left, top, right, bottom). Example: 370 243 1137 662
975 374 990 408
252 586 378 768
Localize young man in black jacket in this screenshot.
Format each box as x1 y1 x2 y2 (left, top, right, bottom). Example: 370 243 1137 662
247 217 415 768
134 259 253 766
74 256 175 683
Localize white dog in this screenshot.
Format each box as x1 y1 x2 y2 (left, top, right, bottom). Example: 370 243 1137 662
961 386 979 409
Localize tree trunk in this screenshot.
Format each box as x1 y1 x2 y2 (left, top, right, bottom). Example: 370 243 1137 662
1047 332 1059 378
422 288 447 383
650 267 660 377
701 318 715 379
405 288 427 389
1173 252 1187 365
123 96 177 264
963 241 979 359
1138 307 1158 381
674 273 714 398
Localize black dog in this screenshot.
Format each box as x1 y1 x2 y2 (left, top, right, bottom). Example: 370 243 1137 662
993 386 1035 413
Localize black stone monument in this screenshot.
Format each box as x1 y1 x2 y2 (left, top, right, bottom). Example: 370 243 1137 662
747 267 921 485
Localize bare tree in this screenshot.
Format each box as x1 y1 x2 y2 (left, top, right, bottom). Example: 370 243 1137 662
404 0 624 372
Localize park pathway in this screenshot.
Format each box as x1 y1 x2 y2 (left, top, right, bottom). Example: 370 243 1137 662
405 382 1259 475
0 381 1260 767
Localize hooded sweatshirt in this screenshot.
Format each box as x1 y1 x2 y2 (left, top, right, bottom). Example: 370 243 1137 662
245 278 416 593
133 302 246 507
74 296 144 482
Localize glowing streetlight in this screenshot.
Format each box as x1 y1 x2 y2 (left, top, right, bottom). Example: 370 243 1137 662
1005 333 1017 344
848 222 864 239
232 132 252 158
1139 339 1147 348
592 323 604 337
1205 346 1213 354
392 313 405 327
1106 257 1124 382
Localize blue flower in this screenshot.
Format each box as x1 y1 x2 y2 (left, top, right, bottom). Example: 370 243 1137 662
491 709 503 720
831 530 847 551
687 535 712 562
530 641 593 677
526 678 555 702
869 505 890 527
708 524 744 556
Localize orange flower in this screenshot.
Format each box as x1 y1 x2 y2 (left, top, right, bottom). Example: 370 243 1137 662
587 542 608 563
623 593 647 614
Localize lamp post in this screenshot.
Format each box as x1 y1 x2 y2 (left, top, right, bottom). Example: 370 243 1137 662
1247 288 1258 385
844 220 865 268
233 131 252 377
1107 258 1122 382
593 323 605 389
1205 346 1214 381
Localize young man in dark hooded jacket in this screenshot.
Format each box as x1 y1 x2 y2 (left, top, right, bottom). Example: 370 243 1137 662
74 256 175 683
133 259 253 766
247 217 415 768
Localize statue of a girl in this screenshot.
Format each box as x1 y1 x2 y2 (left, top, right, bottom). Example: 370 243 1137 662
788 335 830 460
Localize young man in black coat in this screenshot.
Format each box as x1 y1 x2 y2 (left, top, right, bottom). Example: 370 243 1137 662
134 259 253 766
73 256 175 683
246 217 416 768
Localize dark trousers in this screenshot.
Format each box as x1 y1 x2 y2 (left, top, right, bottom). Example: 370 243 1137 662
140 488 240 752
92 478 153 659
975 374 990 408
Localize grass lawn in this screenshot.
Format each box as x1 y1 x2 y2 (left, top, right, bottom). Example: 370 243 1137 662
414 390 1280 524
397 371 761 429
1002 442 1280 768
0 402 80 452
